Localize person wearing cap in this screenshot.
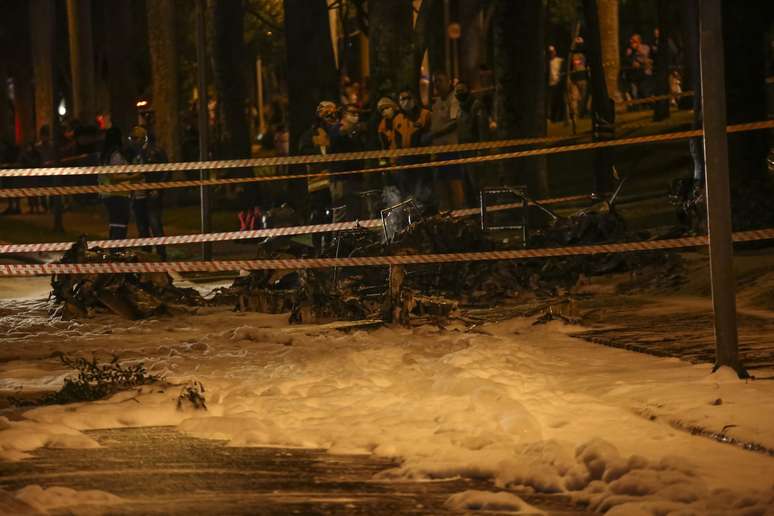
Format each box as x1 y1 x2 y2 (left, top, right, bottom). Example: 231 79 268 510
297 101 340 250
126 125 169 260
328 104 366 221
98 127 142 240
392 88 433 210
376 97 399 152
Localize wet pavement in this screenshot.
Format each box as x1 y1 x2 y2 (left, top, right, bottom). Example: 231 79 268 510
0 426 589 515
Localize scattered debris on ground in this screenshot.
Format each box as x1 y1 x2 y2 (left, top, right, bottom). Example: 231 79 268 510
40 354 161 405
212 191 685 326
50 236 207 320
48 188 686 325
177 380 207 411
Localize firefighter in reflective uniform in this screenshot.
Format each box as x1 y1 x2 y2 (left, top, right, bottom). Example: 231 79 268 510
393 88 433 210
297 101 339 250
377 97 399 154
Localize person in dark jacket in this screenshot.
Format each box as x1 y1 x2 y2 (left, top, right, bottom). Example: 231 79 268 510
99 127 141 240
126 125 169 259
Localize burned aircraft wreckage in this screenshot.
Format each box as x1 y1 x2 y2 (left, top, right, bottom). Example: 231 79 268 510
50 182 684 324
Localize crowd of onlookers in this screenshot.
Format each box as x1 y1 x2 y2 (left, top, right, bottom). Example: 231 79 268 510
1 27 689 253
548 28 683 123
0 121 169 259
235 70 497 240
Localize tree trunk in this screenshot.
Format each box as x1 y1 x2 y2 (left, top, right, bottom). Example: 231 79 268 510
14 72 36 146
652 0 671 121
0 62 10 146
283 0 338 211
30 0 57 136
681 0 703 182
412 0 438 90
66 0 96 124
369 0 415 99
583 0 616 195
721 0 771 228
426 0 446 77
210 0 250 161
493 0 547 195
458 0 482 88
146 0 181 161
597 0 621 103
105 0 137 134
283 0 338 153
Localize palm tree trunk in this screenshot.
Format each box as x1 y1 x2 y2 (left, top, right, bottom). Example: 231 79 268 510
597 0 621 103
210 0 250 161
30 0 57 135
369 0 415 98
105 0 137 135
652 0 671 121
458 0 482 88
66 0 96 124
0 62 10 146
283 0 338 152
721 0 771 227
146 0 181 161
412 0 438 90
493 0 547 195
14 74 36 145
283 0 338 211
583 0 616 195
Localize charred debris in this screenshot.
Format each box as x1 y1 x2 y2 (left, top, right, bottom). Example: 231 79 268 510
50 236 206 320
50 188 684 325
212 186 683 325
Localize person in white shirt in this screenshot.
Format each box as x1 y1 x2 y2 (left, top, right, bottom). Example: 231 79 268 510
430 71 465 209
548 45 565 122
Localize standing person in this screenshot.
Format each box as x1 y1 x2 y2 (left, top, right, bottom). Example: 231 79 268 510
0 140 21 215
31 125 55 214
624 33 653 102
376 97 399 154
376 96 400 207
455 83 490 204
99 127 140 240
16 143 41 214
297 101 339 250
126 126 169 259
329 105 366 221
547 45 565 122
429 71 463 209
393 88 432 209
568 36 589 120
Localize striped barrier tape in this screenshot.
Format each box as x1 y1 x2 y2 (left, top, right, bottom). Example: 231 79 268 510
0 133 586 178
2 228 773 277
0 194 590 254
616 90 695 107
614 75 773 107
1 120 771 200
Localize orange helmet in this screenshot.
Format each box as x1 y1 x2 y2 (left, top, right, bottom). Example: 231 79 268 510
315 101 338 123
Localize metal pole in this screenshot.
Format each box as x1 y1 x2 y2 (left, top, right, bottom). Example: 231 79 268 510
196 0 212 261
698 0 745 377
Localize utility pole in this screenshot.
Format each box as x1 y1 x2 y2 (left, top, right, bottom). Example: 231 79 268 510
698 0 746 377
196 0 212 261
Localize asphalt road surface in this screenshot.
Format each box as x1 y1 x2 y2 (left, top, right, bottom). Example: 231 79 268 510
0 426 588 515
